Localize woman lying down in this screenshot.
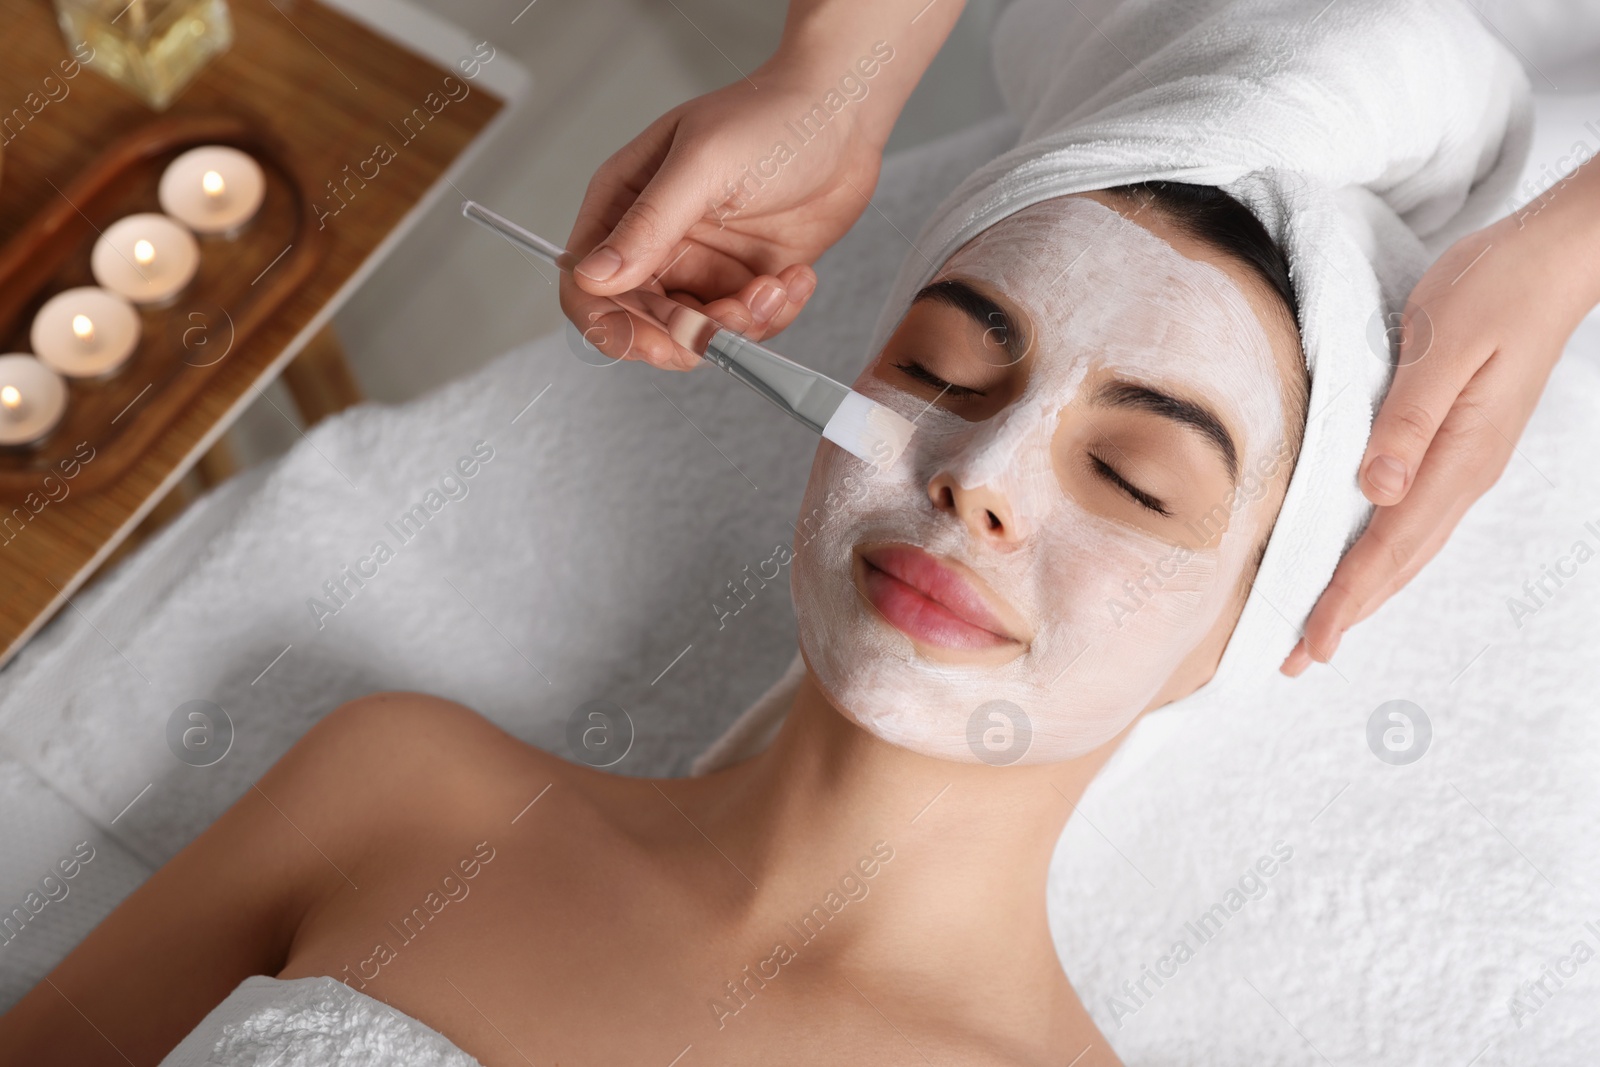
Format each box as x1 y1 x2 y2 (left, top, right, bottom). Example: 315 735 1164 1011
0 0 1528 1063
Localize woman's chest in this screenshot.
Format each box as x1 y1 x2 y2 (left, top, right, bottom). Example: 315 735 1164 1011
273 829 956 1066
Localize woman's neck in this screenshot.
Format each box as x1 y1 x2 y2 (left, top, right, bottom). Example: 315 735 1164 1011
663 666 1130 1018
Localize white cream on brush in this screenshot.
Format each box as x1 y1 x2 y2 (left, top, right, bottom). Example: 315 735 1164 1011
791 196 1286 764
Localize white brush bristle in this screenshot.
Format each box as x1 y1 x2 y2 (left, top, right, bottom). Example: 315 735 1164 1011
821 389 916 467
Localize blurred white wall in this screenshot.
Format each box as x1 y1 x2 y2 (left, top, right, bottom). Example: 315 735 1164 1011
1467 0 1600 91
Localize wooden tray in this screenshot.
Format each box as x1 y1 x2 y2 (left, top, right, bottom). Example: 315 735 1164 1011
0 113 323 499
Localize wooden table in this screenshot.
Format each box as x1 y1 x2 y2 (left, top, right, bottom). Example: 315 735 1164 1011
0 0 524 668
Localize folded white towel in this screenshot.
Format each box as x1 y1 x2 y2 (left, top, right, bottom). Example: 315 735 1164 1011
159 975 480 1067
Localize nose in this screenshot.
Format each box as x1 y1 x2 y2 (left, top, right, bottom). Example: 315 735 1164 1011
928 472 1021 545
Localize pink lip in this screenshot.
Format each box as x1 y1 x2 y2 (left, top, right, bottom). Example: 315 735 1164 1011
858 544 1026 650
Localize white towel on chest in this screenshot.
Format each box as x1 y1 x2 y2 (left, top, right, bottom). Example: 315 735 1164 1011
158 976 480 1067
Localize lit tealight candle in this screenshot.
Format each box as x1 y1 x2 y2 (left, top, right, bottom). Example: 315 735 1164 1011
159 145 266 235
0 354 68 447
31 287 143 378
91 213 199 306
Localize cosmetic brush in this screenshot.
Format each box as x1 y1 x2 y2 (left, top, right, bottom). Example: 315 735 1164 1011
460 200 915 466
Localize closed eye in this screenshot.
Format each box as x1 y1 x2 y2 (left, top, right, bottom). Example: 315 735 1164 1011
891 359 985 399
1089 454 1170 517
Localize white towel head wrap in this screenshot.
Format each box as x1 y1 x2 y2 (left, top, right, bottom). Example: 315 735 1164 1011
855 0 1533 720
695 0 1534 775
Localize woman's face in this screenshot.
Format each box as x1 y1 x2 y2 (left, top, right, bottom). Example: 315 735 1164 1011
791 194 1304 765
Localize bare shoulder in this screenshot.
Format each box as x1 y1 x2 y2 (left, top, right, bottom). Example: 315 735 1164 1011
296 690 524 756
275 691 579 838
293 690 536 775
0 692 580 1065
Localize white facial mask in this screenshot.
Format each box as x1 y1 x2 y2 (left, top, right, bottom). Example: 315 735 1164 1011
791 196 1288 764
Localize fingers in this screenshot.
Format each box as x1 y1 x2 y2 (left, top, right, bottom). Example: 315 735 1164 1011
564 297 698 372
698 265 820 343
568 129 718 298
1359 303 1487 507
565 115 674 259
560 253 722 372
1280 639 1313 678
1287 495 1459 675
1281 402 1506 676
563 266 820 372
762 264 818 337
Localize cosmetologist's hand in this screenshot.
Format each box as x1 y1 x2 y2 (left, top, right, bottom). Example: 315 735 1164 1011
559 71 874 369
1283 158 1600 676
559 0 966 370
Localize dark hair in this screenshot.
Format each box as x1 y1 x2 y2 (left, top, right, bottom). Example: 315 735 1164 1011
1105 180 1300 329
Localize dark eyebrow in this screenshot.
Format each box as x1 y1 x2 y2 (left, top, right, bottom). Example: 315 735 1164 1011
912 278 1029 367
1092 379 1239 484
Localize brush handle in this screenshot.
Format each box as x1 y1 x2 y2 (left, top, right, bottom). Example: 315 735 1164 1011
461 199 678 339
461 201 573 269
460 199 847 436
702 329 844 436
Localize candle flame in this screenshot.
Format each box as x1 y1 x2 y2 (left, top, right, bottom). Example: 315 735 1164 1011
134 239 156 265
72 314 95 342
0 385 20 410
202 169 226 197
